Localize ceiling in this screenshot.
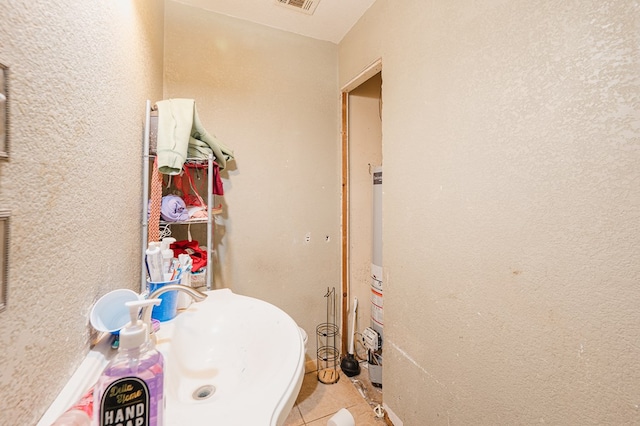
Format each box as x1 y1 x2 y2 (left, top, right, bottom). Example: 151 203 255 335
171 0 376 44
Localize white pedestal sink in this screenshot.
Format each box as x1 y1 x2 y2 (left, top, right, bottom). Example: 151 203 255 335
39 289 305 426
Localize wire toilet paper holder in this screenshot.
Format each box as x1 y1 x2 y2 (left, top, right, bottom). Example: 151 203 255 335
316 286 340 384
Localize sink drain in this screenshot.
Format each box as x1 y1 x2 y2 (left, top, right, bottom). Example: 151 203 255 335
192 385 216 400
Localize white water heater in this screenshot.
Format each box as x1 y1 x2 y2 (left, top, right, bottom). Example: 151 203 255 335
371 166 383 336
370 167 384 387
372 166 382 266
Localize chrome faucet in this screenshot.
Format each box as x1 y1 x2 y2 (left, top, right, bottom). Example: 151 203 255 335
142 284 208 327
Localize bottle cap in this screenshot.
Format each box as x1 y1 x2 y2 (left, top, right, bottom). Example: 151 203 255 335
119 299 161 350
161 237 176 251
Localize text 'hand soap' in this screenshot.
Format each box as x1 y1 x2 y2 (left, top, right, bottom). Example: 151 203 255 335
93 299 164 426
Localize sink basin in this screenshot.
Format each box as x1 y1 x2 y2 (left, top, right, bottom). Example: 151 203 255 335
39 288 305 426
155 289 305 425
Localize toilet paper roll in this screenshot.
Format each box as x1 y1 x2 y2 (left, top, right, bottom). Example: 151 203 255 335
327 408 355 426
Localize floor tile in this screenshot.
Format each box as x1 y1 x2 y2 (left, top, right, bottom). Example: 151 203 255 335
304 401 385 426
296 371 364 423
283 404 305 426
305 412 336 426
305 357 317 374
304 402 386 426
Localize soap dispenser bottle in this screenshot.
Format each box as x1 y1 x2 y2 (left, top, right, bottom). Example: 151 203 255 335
94 299 164 426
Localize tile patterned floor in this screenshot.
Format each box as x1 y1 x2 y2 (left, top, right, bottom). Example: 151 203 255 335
284 360 386 426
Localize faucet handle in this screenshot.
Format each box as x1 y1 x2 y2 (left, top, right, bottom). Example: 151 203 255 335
143 285 208 326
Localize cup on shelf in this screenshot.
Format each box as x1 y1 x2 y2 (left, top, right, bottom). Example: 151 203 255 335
146 278 181 322
90 289 140 334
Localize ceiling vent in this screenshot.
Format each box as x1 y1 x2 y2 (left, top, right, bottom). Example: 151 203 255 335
275 0 320 15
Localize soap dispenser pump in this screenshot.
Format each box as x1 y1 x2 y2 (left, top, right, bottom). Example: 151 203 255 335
94 299 164 426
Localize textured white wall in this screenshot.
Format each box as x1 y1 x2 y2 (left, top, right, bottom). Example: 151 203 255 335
163 2 341 354
341 0 640 423
0 1 164 424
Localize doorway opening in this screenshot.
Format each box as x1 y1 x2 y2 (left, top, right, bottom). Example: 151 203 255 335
340 60 383 388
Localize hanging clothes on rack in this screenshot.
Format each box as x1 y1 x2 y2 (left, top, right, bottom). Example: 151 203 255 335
143 98 227 292
155 98 234 175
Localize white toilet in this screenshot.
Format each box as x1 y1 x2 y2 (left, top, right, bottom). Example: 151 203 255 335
299 327 308 355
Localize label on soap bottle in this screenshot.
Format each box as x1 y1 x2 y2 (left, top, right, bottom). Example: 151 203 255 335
100 377 150 426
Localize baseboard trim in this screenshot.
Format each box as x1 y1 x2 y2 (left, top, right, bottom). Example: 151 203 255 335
382 402 403 426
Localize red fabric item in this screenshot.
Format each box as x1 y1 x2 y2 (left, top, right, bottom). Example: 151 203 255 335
170 239 207 272
211 161 224 196
174 161 224 207
174 166 206 207
172 173 188 203
182 161 224 196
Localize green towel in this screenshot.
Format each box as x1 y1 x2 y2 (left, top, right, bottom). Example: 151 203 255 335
156 99 234 175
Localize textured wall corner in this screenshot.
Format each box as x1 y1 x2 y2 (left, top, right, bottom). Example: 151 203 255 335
0 1 164 424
